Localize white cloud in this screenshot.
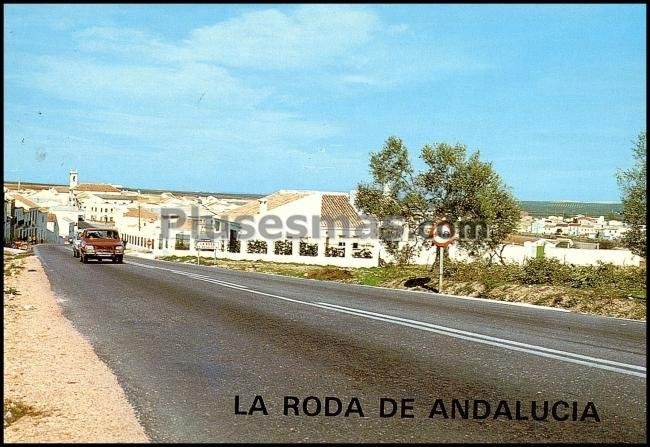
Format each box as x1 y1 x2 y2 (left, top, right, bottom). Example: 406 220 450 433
182 5 380 69
11 5 489 183
31 56 268 108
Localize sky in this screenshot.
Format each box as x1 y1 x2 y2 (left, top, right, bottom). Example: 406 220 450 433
3 4 646 201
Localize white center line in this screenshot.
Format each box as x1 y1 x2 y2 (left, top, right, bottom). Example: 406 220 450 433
128 261 646 379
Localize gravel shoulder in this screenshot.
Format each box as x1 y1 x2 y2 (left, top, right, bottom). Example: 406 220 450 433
3 251 150 442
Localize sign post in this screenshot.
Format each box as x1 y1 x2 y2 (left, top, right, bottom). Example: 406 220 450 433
429 220 458 294
439 245 444 292
196 239 219 265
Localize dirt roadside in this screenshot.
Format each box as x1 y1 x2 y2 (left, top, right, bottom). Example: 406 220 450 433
3 252 150 442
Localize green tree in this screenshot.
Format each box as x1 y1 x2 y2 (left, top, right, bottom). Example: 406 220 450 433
355 136 522 264
617 132 646 258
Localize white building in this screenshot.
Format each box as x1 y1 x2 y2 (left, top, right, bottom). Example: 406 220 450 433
12 195 49 243
79 193 135 224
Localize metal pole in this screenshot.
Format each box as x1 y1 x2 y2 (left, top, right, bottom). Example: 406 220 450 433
438 245 443 293
197 244 200 265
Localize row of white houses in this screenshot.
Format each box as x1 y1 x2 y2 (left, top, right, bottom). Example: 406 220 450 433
4 170 643 267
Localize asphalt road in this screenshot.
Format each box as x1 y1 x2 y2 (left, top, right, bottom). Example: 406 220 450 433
35 244 646 442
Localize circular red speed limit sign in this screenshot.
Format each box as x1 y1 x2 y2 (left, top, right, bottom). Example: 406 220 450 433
430 220 458 248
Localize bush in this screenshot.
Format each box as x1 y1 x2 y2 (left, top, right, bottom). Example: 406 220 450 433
274 240 293 255
228 240 240 253
518 257 572 285
352 248 373 258
299 242 318 256
392 244 421 265
247 240 268 254
325 246 344 257
567 262 646 291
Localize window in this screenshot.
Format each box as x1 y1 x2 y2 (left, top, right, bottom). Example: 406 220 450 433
86 230 120 239
175 233 190 250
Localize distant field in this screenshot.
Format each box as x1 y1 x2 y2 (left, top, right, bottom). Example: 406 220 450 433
519 201 622 217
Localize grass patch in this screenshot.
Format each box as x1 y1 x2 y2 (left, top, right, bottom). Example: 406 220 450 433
305 267 354 281
3 252 32 277
4 287 20 296
156 255 646 320
3 399 46 428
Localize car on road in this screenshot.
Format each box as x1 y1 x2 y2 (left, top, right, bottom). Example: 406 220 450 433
78 228 124 263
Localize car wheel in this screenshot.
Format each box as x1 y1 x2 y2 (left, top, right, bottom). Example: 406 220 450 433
117 256 123 264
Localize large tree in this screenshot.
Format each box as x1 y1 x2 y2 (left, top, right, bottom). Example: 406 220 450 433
355 136 521 264
617 131 646 258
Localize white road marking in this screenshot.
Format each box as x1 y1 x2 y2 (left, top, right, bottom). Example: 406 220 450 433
127 260 646 378
318 303 646 372
316 303 646 378
128 261 249 289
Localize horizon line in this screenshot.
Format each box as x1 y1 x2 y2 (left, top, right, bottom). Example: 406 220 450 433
2 179 623 204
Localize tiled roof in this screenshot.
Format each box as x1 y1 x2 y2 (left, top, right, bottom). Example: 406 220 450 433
223 192 309 219
13 194 41 209
321 194 364 229
91 193 134 201
74 183 121 193
4 183 57 191
135 195 164 204
123 207 159 221
504 234 542 245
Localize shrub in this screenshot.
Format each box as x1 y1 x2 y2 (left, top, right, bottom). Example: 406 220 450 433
352 248 373 258
325 246 344 257
247 240 268 254
299 242 318 256
518 257 572 285
228 240 241 253
392 244 421 265
274 240 293 255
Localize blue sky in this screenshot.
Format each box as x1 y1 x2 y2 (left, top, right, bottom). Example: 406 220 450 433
4 4 646 201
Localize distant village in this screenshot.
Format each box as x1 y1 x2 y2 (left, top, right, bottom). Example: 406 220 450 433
3 170 643 267
518 214 630 243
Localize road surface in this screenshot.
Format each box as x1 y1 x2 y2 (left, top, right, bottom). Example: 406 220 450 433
35 245 646 442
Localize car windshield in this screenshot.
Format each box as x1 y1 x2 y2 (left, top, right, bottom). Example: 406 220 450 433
86 230 120 239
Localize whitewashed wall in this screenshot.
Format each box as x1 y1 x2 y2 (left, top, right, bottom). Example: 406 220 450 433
448 243 642 266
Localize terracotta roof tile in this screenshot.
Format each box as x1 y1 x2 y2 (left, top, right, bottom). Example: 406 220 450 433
13 194 41 209
504 234 542 245
223 192 308 219
4 183 56 191
123 207 159 221
321 195 364 229
74 183 121 193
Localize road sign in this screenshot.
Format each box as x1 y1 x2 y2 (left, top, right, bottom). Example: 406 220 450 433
196 240 217 250
430 220 458 248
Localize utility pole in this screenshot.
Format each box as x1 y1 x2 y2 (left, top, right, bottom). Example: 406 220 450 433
138 203 141 231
